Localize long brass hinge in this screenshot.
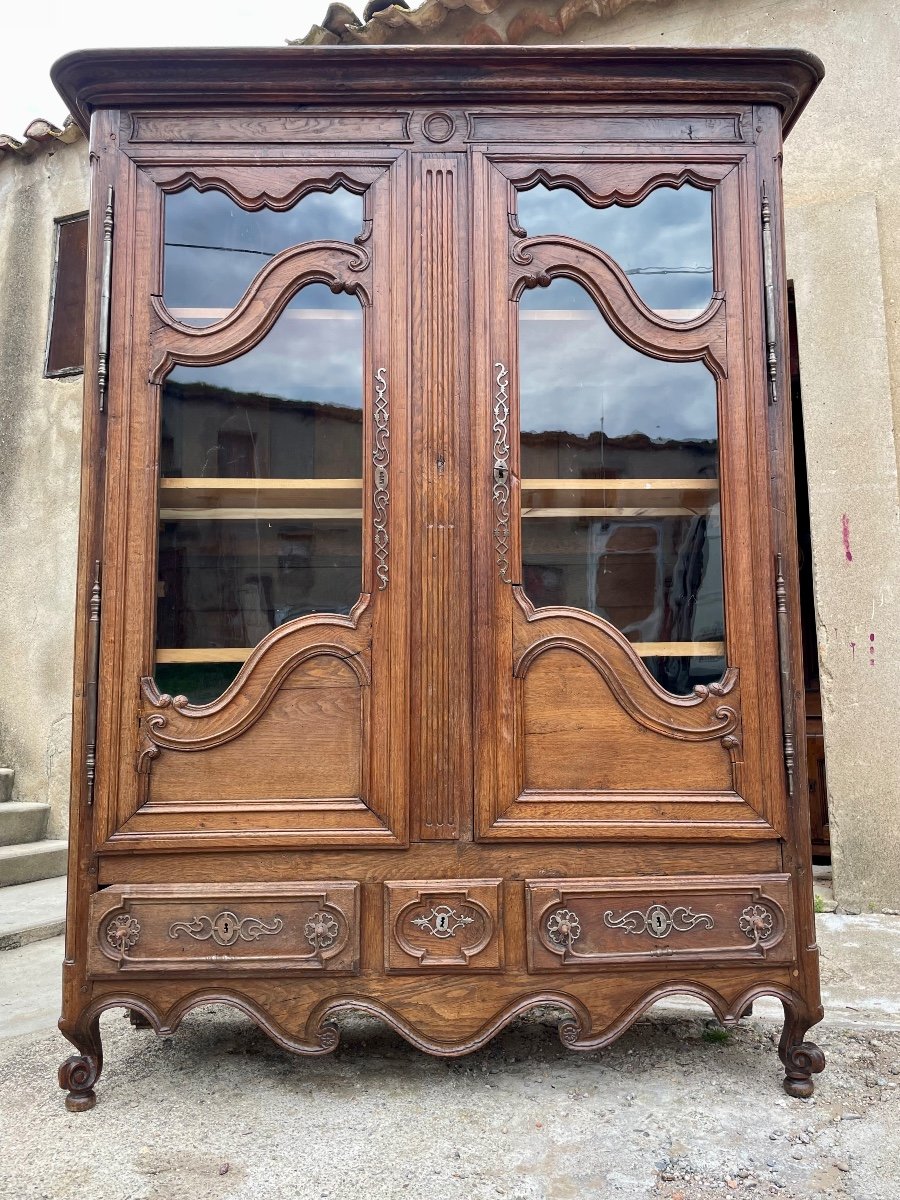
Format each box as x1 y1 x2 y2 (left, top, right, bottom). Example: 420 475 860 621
85 561 102 806
774 553 795 798
97 186 114 412
760 181 778 406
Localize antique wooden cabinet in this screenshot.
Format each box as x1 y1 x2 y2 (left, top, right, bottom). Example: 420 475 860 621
52 46 825 1110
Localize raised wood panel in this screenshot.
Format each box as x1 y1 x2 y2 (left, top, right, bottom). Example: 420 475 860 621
522 649 732 792
384 880 503 971
127 111 412 145
146 657 364 804
526 875 795 970
468 111 747 144
88 883 360 976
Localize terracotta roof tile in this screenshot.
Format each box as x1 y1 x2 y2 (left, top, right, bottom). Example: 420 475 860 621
0 115 83 162
293 0 651 46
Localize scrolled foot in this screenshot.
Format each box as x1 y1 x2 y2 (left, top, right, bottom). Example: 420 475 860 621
59 1014 103 1112
59 1053 100 1111
782 1040 826 1098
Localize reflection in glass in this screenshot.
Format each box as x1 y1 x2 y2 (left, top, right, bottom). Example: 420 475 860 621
517 182 713 317
155 284 363 703
163 185 363 325
519 278 724 694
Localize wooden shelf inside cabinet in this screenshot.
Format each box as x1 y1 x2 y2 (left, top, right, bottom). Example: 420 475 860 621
520 479 719 518
520 479 719 490
154 641 725 665
159 477 363 521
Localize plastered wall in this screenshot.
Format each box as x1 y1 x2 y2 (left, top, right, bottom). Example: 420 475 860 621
0 137 89 838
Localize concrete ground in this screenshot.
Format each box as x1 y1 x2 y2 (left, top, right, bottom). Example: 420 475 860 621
0 913 898 1200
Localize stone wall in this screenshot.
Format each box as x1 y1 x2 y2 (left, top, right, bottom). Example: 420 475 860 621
0 137 89 837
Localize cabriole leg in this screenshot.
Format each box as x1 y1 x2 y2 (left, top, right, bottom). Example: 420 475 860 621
778 1002 825 1098
58 1014 103 1112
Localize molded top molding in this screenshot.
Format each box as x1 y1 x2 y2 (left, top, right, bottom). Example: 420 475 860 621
51 46 823 138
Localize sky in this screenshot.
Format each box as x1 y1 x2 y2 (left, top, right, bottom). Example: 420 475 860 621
2 1 343 137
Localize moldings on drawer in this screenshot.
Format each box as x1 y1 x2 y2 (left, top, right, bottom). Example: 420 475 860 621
384 880 503 971
88 883 359 976
526 875 794 971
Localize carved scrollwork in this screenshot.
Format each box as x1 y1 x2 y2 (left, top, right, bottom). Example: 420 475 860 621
603 904 715 940
492 362 511 583
373 366 390 590
168 911 284 948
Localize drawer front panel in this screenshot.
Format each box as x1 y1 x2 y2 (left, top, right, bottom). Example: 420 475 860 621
526 875 794 971
88 883 359 977
384 880 504 971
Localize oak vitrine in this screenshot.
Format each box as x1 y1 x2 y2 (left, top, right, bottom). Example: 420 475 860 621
52 45 825 1109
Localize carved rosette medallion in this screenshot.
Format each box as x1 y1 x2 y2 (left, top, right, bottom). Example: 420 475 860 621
739 903 774 945
546 908 582 949
305 910 340 951
106 914 141 953
373 366 390 589
492 362 511 582
168 910 284 948
603 904 715 940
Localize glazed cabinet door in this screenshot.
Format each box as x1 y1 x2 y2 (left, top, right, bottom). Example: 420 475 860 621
94 137 409 851
472 144 787 842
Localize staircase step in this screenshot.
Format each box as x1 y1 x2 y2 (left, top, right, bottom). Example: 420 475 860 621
0 875 66 950
0 841 68 888
0 802 50 847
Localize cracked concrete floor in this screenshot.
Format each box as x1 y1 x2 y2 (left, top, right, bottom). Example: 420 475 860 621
0 913 898 1200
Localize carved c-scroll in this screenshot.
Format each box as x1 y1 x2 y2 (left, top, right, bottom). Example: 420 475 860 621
510 237 726 378
150 240 370 381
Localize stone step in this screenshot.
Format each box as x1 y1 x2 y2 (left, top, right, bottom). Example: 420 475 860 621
0 875 66 950
0 802 50 847
0 841 68 888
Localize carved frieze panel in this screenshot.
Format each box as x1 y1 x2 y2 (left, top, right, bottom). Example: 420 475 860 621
88 883 359 976
526 875 794 970
384 880 504 971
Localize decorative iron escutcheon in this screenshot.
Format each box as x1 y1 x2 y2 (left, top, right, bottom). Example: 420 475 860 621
168 910 284 948
603 903 715 939
546 908 582 949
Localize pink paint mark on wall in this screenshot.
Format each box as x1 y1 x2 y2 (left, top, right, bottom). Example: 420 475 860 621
841 513 853 562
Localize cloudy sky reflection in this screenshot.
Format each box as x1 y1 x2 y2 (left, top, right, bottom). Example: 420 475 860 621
517 183 713 314
164 186 363 315
167 284 363 411
519 279 717 443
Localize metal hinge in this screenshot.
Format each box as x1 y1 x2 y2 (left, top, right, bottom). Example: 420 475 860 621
97 186 114 413
774 553 795 798
760 182 778 406
85 561 102 806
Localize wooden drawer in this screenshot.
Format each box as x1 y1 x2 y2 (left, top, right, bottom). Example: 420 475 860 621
526 875 795 971
88 883 359 977
384 880 504 971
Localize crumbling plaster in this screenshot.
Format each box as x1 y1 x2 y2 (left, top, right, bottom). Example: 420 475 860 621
0 138 88 838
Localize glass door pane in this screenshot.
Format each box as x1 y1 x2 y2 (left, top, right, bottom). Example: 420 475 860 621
155 284 363 703
519 277 724 695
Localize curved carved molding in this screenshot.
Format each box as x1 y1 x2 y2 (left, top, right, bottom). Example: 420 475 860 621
148 166 379 210
63 980 820 1069
150 240 370 381
139 605 371 757
511 165 725 216
510 237 726 378
513 602 739 744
